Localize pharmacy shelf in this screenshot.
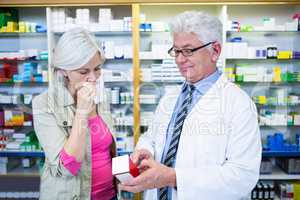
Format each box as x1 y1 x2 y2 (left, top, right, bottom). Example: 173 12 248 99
142 80 183 84
111 103 157 106
0 126 33 129
256 104 300 107
0 82 48 87
117 151 132 156
105 58 132 61
114 124 148 127
0 151 44 158
259 125 300 127
227 30 300 35
0 32 47 37
227 30 300 33
0 165 41 177
140 31 170 33
104 80 132 83
260 166 300 180
54 31 168 36
226 58 300 61
104 80 184 86
262 151 300 157
0 103 31 106
54 31 132 36
140 57 173 60
0 58 47 62
235 81 300 85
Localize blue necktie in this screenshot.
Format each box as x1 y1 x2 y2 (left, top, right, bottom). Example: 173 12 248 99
159 84 195 200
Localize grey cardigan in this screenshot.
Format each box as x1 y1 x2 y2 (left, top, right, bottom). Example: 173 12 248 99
32 86 116 200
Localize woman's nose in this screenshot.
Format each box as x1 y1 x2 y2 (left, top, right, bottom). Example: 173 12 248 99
87 72 97 82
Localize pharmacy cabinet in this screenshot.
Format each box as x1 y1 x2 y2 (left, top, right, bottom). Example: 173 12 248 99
1 2 300 200
224 5 300 199
46 5 136 157
139 4 300 199
0 7 48 199
46 5 136 199
138 4 226 135
225 5 300 152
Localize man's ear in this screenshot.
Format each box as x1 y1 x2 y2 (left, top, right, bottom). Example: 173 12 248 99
211 42 222 62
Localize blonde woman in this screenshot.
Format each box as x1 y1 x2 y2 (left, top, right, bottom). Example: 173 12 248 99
32 28 117 200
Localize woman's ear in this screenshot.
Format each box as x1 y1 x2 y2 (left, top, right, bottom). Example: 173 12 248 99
59 70 69 80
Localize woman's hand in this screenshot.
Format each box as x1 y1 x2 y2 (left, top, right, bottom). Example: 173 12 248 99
75 82 96 117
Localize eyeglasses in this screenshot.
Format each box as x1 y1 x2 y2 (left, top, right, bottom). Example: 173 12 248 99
168 42 214 57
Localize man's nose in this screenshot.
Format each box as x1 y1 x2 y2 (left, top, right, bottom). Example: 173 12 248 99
175 52 187 64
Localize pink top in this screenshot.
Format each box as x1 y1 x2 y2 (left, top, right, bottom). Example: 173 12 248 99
60 115 116 200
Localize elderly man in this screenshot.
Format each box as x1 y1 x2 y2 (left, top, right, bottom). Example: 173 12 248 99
121 11 261 200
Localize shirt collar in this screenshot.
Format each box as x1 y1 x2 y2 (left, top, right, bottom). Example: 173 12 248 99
182 69 222 95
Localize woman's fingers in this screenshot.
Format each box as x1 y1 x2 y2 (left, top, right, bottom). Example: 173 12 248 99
74 82 86 92
77 83 96 97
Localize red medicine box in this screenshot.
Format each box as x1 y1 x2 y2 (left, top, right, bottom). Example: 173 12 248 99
112 155 139 183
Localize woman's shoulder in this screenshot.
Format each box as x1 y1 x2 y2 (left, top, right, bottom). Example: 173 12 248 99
32 90 49 112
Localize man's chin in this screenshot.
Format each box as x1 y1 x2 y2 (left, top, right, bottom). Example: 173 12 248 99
184 76 195 83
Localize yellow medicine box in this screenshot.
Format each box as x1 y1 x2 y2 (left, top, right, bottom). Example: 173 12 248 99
277 51 292 59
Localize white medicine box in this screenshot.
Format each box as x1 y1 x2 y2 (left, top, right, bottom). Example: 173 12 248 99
112 154 139 183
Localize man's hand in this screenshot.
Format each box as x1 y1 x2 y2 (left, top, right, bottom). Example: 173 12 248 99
120 158 177 193
130 149 153 166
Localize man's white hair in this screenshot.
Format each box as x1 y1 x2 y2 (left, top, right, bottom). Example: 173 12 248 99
169 11 223 46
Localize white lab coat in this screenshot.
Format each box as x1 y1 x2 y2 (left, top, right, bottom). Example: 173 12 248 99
136 74 262 200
